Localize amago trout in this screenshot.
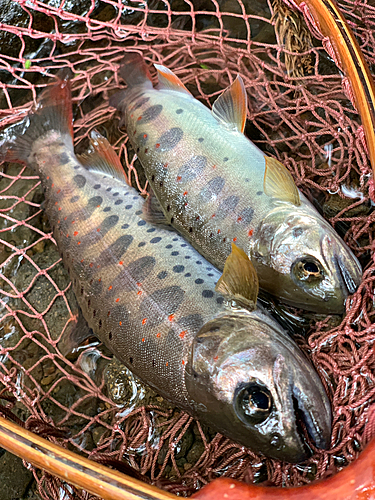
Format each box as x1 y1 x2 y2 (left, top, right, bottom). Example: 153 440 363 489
111 53 362 314
0 78 331 462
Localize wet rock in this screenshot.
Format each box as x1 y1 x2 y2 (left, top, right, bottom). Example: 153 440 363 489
186 439 205 464
0 451 33 500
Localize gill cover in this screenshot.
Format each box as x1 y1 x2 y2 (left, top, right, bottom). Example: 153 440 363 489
185 311 332 462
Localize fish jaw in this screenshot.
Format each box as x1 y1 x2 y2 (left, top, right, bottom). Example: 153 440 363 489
251 202 362 313
185 311 331 463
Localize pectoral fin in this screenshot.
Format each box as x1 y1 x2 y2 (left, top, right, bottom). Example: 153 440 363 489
212 75 247 133
263 156 301 205
215 243 259 311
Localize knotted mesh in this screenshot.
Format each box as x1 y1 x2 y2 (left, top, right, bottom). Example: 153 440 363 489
0 0 375 497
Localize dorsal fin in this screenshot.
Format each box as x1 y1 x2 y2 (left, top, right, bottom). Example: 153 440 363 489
80 131 128 183
263 156 300 206
215 243 258 311
212 76 247 133
154 64 192 95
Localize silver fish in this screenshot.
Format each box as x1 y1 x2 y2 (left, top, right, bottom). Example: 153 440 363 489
111 52 362 314
1 79 331 462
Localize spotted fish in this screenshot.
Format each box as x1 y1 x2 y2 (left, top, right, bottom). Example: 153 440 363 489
111 53 362 314
1 79 332 463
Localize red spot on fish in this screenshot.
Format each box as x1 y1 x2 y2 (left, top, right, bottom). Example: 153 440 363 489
116 298 120 302
52 183 54 187
89 263 93 268
98 278 101 282
183 191 188 196
130 114 134 118
108 285 113 290
58 207 62 211
47 176 50 180
168 314 175 322
137 116 142 121
107 311 111 317
142 318 147 325
72 220 75 224
66 234 69 238
81 259 84 263
96 228 100 232
64 217 67 220
57 189 61 194
156 332 161 338
217 229 221 234
143 133 147 138
119 321 122 325
163 163 168 168
77 241 81 245
233 237 237 242
55 202 58 205
214 356 219 362
179 330 186 339
57 220 60 224
182 360 185 365
184 202 188 207
248 229 254 237
155 143 160 149
141 337 145 342
212 165 216 169
176 176 182 182
73 231 78 236
137 290 142 296
119 261 123 265
137 282 142 287
97 205 100 208
166 362 169 367
211 214 215 218
237 216 242 222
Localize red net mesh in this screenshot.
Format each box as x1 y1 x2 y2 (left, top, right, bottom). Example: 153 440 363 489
1 0 375 497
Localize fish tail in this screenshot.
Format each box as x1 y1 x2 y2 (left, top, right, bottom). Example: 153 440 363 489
119 52 153 89
109 52 153 109
1 77 74 165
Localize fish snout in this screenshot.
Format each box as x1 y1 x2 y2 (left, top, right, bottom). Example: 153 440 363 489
291 368 332 455
334 252 362 295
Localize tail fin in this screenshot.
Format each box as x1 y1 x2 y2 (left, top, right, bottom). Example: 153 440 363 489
118 52 153 89
1 77 74 164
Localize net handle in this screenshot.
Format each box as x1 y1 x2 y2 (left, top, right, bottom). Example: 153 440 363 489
0 415 177 500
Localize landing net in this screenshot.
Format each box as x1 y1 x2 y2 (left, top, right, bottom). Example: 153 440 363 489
0 0 375 497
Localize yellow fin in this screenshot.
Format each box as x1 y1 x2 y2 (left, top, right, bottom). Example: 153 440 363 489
154 64 192 95
212 75 247 133
215 243 259 311
263 156 301 206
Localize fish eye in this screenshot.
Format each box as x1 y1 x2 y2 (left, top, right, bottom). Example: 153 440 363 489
292 257 323 282
234 384 272 425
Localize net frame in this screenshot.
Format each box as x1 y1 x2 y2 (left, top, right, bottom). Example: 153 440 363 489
0 0 375 497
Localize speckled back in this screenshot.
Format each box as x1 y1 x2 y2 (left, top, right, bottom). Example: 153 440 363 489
36 143 226 410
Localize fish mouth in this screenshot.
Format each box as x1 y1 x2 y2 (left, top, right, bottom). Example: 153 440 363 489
334 254 361 295
291 383 331 456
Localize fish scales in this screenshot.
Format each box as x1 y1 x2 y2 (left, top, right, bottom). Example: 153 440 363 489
112 54 362 313
126 92 261 268
1 78 333 462
38 149 231 409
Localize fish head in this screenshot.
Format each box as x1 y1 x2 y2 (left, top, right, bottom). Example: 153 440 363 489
185 311 331 462
251 204 362 313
